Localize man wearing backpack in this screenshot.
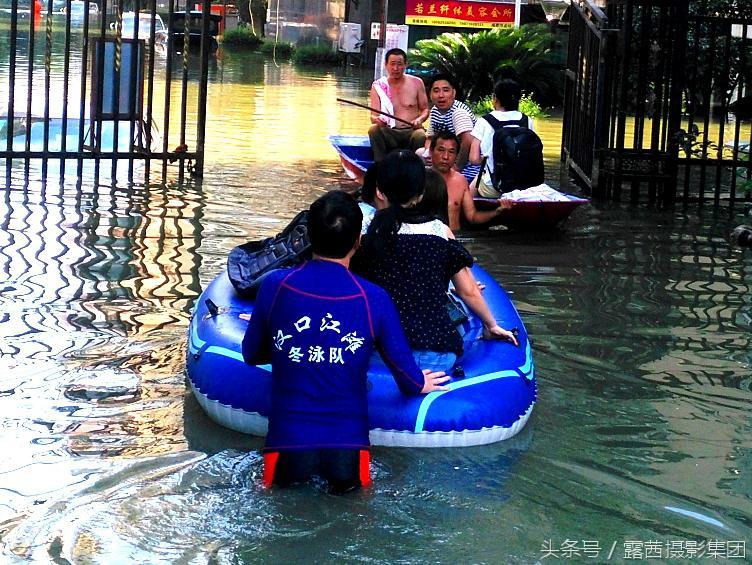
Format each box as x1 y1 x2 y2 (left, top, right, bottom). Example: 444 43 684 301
469 79 545 198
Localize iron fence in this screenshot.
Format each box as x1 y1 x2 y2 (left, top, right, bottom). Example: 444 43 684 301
561 0 612 191
563 0 752 206
0 0 214 182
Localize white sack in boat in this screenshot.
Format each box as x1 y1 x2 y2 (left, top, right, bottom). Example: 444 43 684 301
503 184 573 202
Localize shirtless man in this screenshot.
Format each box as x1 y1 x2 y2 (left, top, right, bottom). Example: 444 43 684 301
368 48 429 162
431 131 513 231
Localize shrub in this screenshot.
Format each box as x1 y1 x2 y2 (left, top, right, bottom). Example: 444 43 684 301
292 44 341 65
409 25 563 107
470 93 549 119
470 96 493 116
222 27 263 49
260 40 294 58
519 94 548 119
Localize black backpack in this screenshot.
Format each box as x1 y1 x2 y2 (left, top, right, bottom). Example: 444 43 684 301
483 113 545 193
227 210 312 298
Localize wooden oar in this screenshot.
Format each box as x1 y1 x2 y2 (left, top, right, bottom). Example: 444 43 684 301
336 97 415 128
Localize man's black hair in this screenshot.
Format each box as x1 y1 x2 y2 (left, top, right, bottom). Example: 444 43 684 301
430 130 460 151
494 79 521 111
308 191 362 259
429 73 464 104
384 48 407 63
429 73 457 90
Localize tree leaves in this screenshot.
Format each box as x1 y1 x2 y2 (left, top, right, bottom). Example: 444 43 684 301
409 25 564 106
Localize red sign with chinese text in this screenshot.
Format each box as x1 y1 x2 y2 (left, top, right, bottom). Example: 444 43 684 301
405 0 515 28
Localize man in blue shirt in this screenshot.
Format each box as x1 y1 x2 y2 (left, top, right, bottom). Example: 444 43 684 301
242 191 449 493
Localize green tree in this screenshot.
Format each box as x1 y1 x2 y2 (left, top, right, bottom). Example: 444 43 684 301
408 25 563 106
690 0 752 17
687 0 752 109
223 27 263 48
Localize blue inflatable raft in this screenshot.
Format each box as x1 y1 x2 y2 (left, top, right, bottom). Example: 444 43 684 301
187 265 536 447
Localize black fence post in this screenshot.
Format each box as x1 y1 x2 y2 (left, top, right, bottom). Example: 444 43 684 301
1 0 209 181
193 0 212 177
663 1 688 208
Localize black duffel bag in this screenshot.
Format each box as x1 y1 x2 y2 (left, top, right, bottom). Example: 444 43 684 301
227 210 312 298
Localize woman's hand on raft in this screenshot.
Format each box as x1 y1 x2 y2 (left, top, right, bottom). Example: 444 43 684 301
483 325 519 346
421 370 450 393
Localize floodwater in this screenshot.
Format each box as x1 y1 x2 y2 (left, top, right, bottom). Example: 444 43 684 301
1 44 752 563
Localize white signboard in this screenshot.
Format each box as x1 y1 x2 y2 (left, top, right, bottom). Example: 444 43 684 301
731 23 752 38
370 22 380 40
370 23 409 50
338 22 362 53
372 24 410 78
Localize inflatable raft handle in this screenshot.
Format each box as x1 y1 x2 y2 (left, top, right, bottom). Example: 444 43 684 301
205 299 219 317
511 327 520 346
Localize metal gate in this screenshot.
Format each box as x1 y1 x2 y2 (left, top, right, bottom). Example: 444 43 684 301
563 0 752 205
561 0 612 192
0 0 215 182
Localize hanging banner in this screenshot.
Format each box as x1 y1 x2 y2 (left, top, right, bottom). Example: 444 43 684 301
405 0 516 29
370 23 410 50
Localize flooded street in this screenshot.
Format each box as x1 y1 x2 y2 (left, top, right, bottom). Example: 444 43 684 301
1 46 751 563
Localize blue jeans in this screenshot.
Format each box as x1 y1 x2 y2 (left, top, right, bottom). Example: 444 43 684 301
412 350 457 373
370 350 457 374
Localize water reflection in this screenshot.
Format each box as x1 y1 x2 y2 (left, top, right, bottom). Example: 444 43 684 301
0 174 206 533
3 434 533 562
474 202 752 543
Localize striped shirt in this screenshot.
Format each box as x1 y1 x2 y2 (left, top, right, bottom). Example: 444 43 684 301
427 100 481 183
427 100 475 138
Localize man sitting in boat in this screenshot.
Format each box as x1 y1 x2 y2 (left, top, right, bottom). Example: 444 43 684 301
241 191 449 493
431 131 514 231
469 79 571 202
368 48 429 162
418 73 480 183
